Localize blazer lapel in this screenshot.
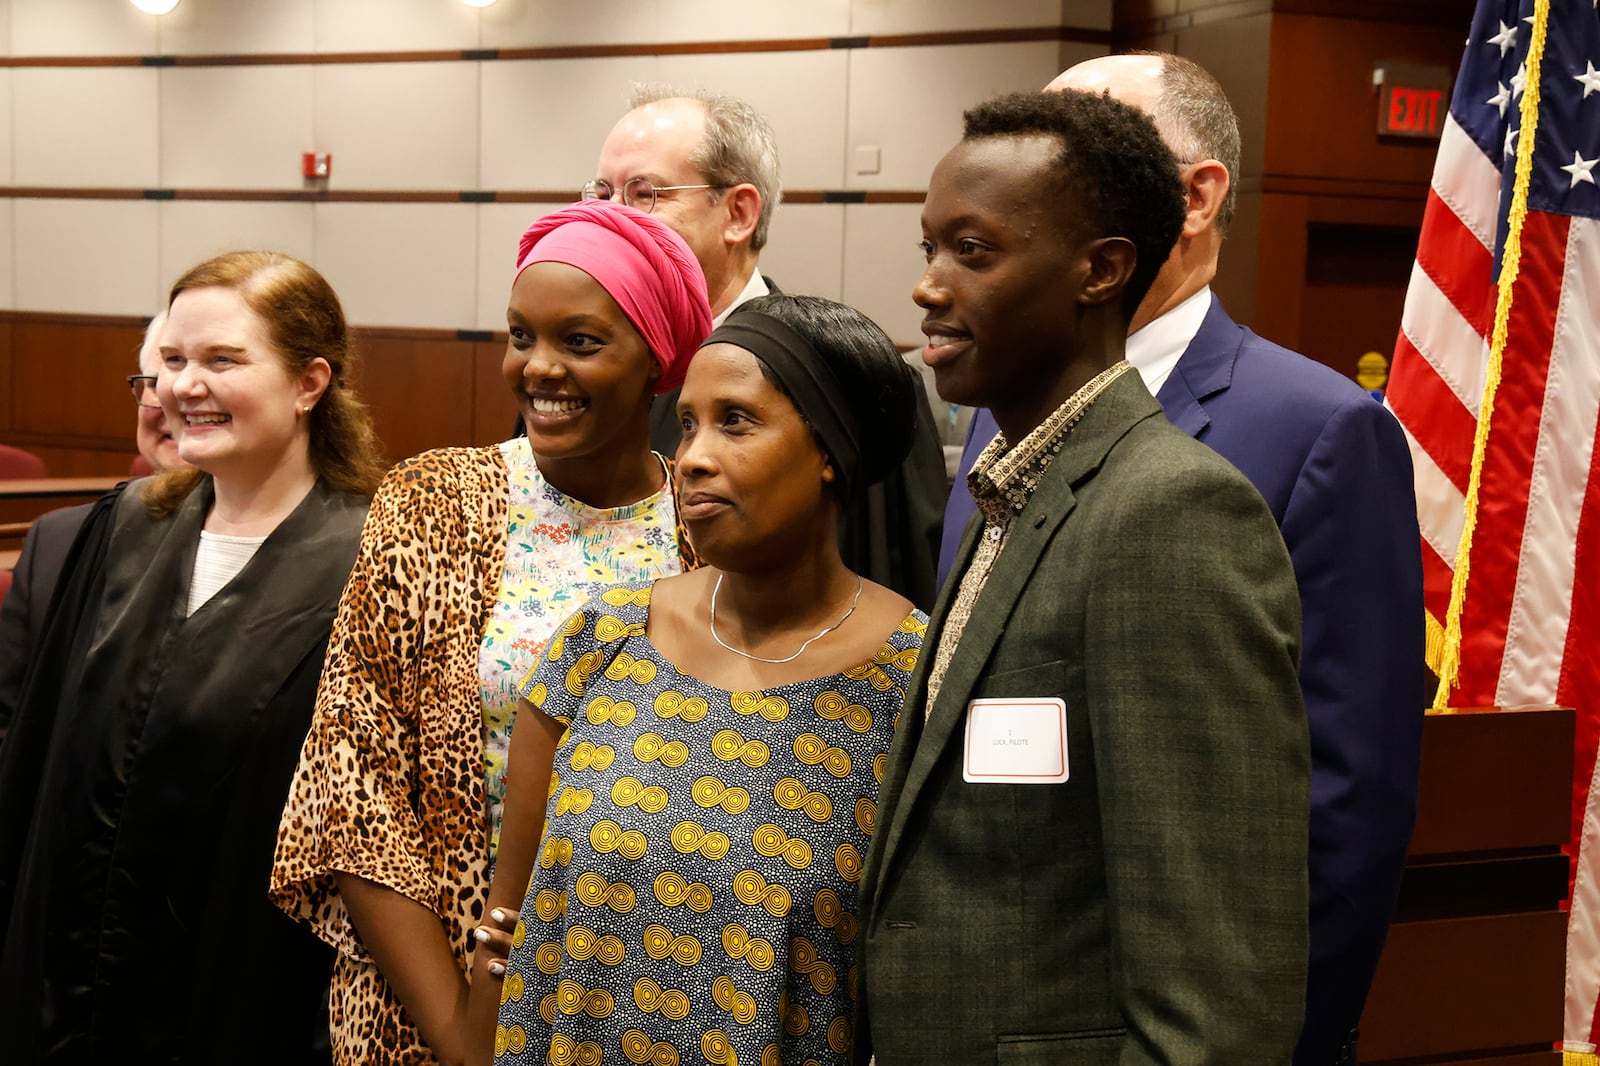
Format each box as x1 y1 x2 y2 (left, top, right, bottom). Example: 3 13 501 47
1153 294 1245 438
869 373 1162 909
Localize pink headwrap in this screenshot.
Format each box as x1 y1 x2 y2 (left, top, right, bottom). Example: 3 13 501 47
515 200 713 395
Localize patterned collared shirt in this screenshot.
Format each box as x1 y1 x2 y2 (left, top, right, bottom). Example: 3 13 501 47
924 360 1133 713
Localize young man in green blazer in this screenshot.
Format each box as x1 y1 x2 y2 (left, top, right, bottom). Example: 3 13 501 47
854 90 1310 1065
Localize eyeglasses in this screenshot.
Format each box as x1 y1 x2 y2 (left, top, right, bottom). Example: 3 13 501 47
127 374 160 409
580 177 728 213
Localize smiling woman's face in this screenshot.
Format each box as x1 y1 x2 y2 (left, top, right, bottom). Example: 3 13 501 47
503 260 659 468
674 342 835 571
157 285 318 483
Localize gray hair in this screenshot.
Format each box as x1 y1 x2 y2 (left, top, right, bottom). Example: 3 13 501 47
627 83 782 251
139 310 167 375
1141 53 1241 232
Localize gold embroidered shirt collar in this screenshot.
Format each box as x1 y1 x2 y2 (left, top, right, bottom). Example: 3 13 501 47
967 360 1133 526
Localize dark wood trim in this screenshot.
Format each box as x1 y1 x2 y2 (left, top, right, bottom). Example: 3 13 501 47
496 39 834 60
7 55 146 67
0 310 150 328
3 186 149 200
1259 174 1431 201
0 186 930 205
0 26 1114 70
864 26 1112 48
1114 0 1472 41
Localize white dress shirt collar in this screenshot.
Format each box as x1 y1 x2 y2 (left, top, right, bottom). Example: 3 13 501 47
1125 286 1212 397
711 269 770 328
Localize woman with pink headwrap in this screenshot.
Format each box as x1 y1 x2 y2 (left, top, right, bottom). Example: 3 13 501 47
269 201 713 1066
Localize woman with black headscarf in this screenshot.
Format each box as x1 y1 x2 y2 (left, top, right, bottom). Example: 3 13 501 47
467 293 928 1066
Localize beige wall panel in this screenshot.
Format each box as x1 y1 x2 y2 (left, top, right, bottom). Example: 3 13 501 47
158 202 317 293
314 0 478 53
480 57 658 192
848 0 1108 34
13 68 159 187
1056 40 1109 75
760 203 844 302
157 0 317 56
14 199 161 314
0 0 11 57
474 201 560 331
11 0 155 57
314 62 480 190
0 71 12 184
655 50 850 190
161 66 314 189
840 202 924 348
316 202 477 329
845 42 1060 189
0 200 14 310
656 0 850 42
480 0 655 48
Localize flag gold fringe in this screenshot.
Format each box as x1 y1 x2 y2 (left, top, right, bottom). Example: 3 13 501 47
1431 0 1551 710
1565 1052 1600 1066
1424 609 1448 676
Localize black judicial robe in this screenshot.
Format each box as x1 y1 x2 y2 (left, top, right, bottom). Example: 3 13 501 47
0 476 368 1064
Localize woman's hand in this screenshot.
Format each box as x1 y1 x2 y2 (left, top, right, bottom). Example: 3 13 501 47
473 906 519 977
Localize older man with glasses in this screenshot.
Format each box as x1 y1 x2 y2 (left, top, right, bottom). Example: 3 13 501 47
0 312 187 740
544 84 948 609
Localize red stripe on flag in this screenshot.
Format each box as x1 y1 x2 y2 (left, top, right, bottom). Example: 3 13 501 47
1415 188 1498 338
1452 210 1571 704
1421 535 1455 626
1388 330 1477 494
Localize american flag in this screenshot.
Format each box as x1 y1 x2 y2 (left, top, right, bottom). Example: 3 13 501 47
1383 0 1600 1050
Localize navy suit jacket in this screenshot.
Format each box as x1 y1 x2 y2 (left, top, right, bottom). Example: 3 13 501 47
940 297 1425 1065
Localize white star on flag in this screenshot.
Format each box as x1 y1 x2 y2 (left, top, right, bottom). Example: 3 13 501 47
1512 61 1528 98
1488 80 1512 115
1561 151 1599 187
1504 123 1519 157
1577 60 1600 98
1489 19 1518 56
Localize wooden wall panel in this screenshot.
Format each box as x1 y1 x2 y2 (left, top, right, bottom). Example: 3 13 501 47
349 333 479 464
473 340 518 449
0 319 527 474
0 322 12 433
1265 12 1470 186
10 320 144 439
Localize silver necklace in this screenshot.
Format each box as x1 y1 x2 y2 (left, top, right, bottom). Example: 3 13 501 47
709 573 864 665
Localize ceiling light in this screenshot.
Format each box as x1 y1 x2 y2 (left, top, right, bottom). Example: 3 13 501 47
460 0 498 7
129 0 180 13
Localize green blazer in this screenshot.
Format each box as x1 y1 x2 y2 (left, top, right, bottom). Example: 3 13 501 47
855 372 1310 1065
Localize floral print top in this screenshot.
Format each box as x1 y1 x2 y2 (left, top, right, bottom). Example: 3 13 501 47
479 437 685 859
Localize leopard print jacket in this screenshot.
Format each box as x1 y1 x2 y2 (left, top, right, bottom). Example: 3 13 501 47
270 445 697 1064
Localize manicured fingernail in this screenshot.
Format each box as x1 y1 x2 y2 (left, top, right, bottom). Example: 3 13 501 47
489 961 506 976
491 908 507 923
475 927 491 942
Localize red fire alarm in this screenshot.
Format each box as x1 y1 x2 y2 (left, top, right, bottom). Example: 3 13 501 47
302 152 332 179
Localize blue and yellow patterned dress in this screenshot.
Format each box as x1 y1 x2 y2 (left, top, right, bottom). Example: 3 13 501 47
494 582 927 1066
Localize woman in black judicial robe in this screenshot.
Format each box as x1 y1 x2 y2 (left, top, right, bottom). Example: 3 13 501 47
0 251 386 1065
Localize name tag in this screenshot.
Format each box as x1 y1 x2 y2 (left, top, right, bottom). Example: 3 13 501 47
962 697 1069 784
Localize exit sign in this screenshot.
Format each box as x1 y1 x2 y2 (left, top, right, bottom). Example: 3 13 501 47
1375 62 1452 141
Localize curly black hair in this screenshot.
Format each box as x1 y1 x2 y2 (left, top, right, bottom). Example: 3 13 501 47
963 90 1186 318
